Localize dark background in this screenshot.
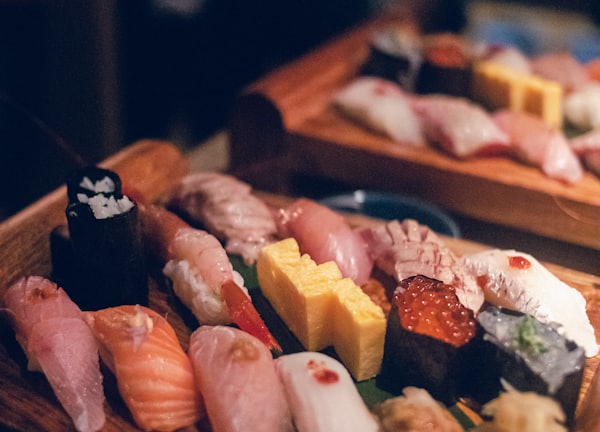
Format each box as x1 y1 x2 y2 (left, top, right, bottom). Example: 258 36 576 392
0 0 598 217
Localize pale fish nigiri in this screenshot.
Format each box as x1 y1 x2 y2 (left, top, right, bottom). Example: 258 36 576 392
275 351 379 432
139 203 280 352
83 305 204 431
275 198 374 286
410 94 511 159
493 109 583 184
188 325 294 432
461 249 598 357
3 276 105 432
332 76 426 145
163 172 279 265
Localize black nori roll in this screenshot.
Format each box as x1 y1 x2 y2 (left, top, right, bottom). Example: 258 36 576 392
377 275 477 405
466 306 585 426
66 166 122 203
55 167 148 310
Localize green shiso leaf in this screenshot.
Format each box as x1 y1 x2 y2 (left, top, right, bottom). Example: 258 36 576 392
515 315 548 355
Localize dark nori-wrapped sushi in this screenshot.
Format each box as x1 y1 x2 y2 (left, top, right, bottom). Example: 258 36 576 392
467 305 585 425
53 166 148 310
378 275 477 405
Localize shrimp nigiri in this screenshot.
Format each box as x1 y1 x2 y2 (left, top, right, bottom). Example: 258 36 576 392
3 276 105 432
188 325 294 432
83 305 204 431
139 203 281 352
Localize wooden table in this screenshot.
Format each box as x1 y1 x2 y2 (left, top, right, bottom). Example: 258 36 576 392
228 14 600 256
1 140 599 431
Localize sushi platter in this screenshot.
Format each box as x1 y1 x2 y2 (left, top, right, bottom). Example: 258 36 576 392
229 14 600 251
0 139 600 431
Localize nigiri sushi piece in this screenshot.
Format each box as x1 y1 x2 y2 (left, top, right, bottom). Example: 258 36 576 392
139 203 280 352
332 76 425 145
461 248 598 357
493 109 583 184
276 198 374 286
410 94 511 158
163 172 279 265
359 219 484 313
570 125 600 177
564 83 600 131
372 386 463 432
83 305 204 431
188 325 294 432
3 276 105 432
275 351 380 432
530 52 590 93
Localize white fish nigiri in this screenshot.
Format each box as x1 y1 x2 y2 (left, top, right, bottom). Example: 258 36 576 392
332 76 425 145
275 351 379 432
188 326 294 432
3 276 105 432
461 249 598 357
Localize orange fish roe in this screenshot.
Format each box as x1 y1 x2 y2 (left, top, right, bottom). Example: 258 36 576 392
394 275 476 347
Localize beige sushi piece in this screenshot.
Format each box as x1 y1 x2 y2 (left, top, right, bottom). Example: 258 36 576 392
471 60 563 129
257 237 386 381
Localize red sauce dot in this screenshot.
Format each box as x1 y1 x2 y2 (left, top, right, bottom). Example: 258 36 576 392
306 360 339 384
508 255 531 270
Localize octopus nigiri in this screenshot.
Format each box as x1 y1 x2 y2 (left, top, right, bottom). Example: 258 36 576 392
3 276 105 432
188 325 294 432
83 305 204 431
275 198 374 286
275 351 380 432
163 172 279 265
461 248 598 357
139 203 280 351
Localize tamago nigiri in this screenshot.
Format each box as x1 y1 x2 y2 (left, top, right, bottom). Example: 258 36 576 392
188 325 294 432
83 305 204 431
3 276 106 432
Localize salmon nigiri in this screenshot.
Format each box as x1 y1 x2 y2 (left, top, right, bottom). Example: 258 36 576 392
3 276 105 432
83 305 204 431
139 203 281 352
188 325 294 432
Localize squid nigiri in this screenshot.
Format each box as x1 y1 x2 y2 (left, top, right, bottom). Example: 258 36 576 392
276 198 374 286
275 351 379 432
188 325 294 432
83 305 204 431
461 249 598 357
3 276 105 432
139 203 280 352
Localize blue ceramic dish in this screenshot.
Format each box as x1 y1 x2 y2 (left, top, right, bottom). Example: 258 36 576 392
318 190 461 238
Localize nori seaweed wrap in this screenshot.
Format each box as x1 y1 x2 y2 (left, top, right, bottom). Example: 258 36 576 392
378 275 477 405
466 306 585 425
55 166 148 310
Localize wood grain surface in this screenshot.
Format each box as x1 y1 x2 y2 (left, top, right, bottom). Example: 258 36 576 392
230 14 600 251
1 141 599 431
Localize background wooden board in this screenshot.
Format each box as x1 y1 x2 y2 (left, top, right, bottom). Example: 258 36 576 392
1 141 599 431
229 14 600 251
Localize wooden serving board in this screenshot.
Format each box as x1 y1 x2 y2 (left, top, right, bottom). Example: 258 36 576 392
1 140 599 431
229 14 600 251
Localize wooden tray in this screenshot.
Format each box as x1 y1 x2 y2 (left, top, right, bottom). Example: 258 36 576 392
229 14 600 251
1 140 599 431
